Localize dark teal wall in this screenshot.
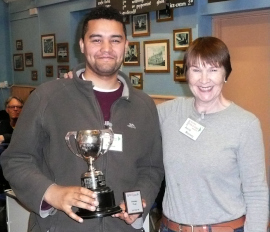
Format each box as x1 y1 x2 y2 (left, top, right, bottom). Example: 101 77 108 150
0 1 11 108
0 0 269 109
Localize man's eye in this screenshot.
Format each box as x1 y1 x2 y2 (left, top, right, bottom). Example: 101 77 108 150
111 39 120 43
92 39 101 43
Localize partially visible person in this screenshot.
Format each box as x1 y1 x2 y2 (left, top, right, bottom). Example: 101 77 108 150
158 37 268 232
1 6 163 232
0 96 24 145
0 96 23 192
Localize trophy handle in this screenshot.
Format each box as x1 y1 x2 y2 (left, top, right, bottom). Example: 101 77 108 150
65 131 83 159
100 129 114 155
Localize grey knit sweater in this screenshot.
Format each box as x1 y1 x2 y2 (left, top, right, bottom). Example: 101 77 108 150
157 97 269 232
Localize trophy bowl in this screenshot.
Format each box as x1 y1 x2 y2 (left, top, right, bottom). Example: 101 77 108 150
65 129 122 218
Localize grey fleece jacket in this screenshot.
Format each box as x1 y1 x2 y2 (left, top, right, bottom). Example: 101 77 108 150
1 63 164 232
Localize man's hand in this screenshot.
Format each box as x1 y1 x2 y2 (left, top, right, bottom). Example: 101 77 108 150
0 135 4 144
112 199 146 225
44 184 98 223
63 71 74 79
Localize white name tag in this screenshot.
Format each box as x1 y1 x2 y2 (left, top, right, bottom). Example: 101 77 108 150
179 118 205 141
103 133 123 152
124 190 144 215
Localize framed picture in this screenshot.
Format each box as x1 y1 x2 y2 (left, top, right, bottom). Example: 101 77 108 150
16 40 23 50
132 13 150 37
129 72 143 89
58 65 69 79
46 65 53 77
41 34 56 58
57 43 69 62
13 54 24 71
123 15 130 24
123 42 140 66
31 70 38 81
144 39 170 73
174 60 186 82
25 53 33 67
156 7 173 22
173 28 192 51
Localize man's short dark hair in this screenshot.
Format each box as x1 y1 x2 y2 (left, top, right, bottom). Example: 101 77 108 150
81 6 126 40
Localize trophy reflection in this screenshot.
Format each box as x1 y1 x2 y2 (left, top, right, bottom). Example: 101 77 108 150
65 129 121 218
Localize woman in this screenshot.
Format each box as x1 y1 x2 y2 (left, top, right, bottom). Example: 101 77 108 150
158 37 268 232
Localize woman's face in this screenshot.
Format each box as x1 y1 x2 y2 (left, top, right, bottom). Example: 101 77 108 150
187 61 226 106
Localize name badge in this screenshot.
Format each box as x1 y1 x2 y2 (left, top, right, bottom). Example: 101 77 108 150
123 190 144 215
103 133 123 152
179 118 205 140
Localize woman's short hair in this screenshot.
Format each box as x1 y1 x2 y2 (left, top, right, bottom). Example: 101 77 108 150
183 36 232 81
5 96 24 108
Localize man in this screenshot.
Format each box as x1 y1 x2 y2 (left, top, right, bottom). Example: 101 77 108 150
1 6 163 232
0 96 24 144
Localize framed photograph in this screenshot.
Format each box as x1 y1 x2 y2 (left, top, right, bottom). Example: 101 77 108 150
57 43 69 62
129 72 143 89
41 34 56 58
156 7 173 22
144 39 170 73
25 53 33 67
16 40 23 50
123 15 130 24
173 28 192 51
174 60 186 82
123 42 140 66
132 13 150 37
31 70 38 81
46 65 53 77
58 65 69 79
13 54 24 71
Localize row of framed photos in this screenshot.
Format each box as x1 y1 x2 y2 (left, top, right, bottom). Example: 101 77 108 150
26 65 69 81
124 27 191 68
129 58 184 90
124 8 174 37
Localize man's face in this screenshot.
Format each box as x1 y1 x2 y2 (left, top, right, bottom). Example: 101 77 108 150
79 19 128 77
6 98 23 120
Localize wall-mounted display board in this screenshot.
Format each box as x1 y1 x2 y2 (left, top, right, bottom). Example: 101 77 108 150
96 0 194 15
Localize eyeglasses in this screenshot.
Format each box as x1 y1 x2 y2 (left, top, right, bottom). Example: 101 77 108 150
7 105 23 109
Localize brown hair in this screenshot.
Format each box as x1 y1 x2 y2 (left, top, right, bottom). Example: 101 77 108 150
183 37 232 80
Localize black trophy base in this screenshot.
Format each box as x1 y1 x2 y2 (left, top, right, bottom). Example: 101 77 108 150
76 186 122 219
76 205 122 219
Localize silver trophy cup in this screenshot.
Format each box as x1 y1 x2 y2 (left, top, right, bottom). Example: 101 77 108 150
65 129 121 218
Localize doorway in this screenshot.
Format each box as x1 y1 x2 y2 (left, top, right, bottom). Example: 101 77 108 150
213 10 270 182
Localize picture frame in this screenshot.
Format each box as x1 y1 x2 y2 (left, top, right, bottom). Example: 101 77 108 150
16 40 23 50
41 34 56 58
129 72 143 89
123 42 140 66
132 13 150 37
57 65 69 79
174 60 186 82
123 15 130 24
173 28 192 51
25 53 33 67
46 65 53 77
31 70 38 81
156 7 173 22
144 39 170 73
57 43 69 62
13 54 24 71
